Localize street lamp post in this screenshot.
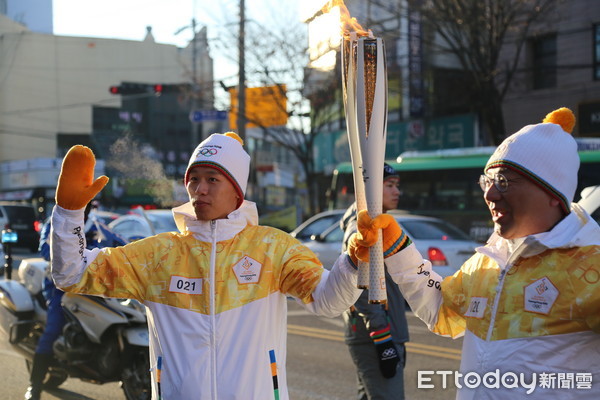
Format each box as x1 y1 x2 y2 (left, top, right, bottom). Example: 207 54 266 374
176 18 202 147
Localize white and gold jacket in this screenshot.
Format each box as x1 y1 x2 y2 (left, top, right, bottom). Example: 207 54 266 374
387 203 600 399
51 201 361 400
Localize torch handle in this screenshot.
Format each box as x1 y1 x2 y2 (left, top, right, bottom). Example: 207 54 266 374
368 233 385 303
365 197 386 304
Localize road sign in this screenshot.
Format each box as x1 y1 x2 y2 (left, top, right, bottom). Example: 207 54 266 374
229 85 288 130
189 110 227 122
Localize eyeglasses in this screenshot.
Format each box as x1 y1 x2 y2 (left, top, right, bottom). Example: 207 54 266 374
479 173 511 193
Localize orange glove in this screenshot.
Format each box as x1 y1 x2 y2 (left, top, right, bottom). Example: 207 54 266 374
349 210 412 262
347 232 370 264
56 145 109 210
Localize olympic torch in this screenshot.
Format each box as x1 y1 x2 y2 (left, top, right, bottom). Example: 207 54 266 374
342 34 388 303
319 0 387 302
342 35 369 289
357 37 388 303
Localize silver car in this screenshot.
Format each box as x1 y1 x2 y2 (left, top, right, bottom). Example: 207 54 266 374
300 210 478 278
108 209 177 242
578 185 600 223
290 209 346 242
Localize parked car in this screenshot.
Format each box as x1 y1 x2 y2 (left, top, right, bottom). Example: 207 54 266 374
108 209 178 242
90 210 121 225
578 185 600 223
301 210 478 278
0 202 40 252
290 209 346 242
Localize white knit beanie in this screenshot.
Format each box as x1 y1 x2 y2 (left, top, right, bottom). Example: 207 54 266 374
485 107 579 213
185 132 250 208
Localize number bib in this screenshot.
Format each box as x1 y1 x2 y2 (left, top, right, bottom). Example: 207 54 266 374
465 296 487 319
169 275 203 295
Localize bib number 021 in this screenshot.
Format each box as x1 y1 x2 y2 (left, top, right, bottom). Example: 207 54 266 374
169 275 203 295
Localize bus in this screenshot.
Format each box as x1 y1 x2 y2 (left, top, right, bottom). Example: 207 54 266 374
328 144 600 242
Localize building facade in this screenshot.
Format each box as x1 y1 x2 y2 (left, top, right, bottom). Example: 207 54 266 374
501 0 600 139
305 0 600 176
0 12 214 214
304 0 478 177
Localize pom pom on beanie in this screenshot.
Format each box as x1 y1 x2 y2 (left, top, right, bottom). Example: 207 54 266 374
542 107 575 133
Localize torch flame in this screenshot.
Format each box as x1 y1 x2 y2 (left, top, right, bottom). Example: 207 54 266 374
320 0 372 38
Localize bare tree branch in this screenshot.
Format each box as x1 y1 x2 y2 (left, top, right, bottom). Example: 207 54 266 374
412 0 560 144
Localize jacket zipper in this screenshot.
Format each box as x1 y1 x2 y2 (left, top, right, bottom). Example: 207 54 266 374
485 268 507 342
485 246 525 342
210 220 218 400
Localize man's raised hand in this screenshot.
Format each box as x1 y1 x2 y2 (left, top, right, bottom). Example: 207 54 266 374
56 145 109 210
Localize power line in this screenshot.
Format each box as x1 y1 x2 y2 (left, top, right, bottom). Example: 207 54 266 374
0 93 152 116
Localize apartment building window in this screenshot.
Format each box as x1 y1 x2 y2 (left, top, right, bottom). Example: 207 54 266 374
532 34 557 89
595 24 600 80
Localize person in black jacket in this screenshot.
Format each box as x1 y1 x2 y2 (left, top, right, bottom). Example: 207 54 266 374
341 163 409 400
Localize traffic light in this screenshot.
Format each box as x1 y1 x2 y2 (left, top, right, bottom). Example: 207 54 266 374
109 82 188 96
109 83 154 95
152 84 186 96
153 84 164 95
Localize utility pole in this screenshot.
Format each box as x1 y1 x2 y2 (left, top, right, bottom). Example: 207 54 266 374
237 0 246 142
191 17 202 146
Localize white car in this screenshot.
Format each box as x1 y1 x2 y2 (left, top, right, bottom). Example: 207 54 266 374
578 185 600 223
90 210 121 225
108 209 177 242
300 210 478 278
290 209 346 242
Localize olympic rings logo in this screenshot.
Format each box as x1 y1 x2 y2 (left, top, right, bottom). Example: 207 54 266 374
198 148 218 156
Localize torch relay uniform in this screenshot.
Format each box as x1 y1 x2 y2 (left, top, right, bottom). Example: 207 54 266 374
389 205 600 399
50 133 361 400
381 109 600 399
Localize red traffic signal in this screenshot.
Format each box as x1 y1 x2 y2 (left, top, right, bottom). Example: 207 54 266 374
109 83 185 96
152 84 183 96
108 83 155 95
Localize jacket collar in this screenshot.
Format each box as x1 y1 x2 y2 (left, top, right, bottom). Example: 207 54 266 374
172 200 259 242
